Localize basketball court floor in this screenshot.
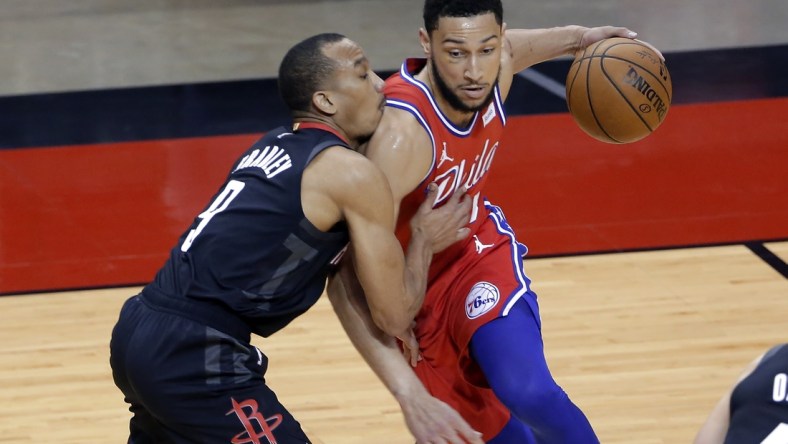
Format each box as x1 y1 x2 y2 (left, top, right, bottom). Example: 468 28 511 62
1 1 787 442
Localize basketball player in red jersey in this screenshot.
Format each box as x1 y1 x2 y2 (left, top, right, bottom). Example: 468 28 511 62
328 1 647 442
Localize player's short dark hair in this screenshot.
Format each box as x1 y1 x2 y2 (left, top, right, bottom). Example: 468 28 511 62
278 33 346 114
423 0 503 34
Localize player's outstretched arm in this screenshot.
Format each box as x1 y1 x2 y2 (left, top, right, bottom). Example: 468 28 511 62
504 26 635 72
327 264 483 444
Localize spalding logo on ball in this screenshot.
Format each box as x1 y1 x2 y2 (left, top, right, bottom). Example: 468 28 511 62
566 37 673 144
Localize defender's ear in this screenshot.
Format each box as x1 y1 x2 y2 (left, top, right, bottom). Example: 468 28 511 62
313 91 337 115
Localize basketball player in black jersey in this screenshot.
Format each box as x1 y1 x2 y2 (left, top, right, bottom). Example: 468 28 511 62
695 343 788 444
110 33 483 444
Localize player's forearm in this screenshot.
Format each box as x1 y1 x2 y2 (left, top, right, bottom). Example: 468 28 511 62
507 26 586 72
327 272 424 398
402 229 433 322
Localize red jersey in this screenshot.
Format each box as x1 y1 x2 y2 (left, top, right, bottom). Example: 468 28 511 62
384 58 507 278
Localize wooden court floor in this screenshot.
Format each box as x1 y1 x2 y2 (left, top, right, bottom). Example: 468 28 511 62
1 242 786 443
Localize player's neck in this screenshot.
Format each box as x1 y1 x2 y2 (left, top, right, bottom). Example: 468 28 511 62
416 64 475 128
292 114 353 147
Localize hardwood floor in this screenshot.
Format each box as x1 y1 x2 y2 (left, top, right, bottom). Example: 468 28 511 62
1 243 785 443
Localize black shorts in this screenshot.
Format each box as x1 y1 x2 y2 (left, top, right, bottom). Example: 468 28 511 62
110 293 311 444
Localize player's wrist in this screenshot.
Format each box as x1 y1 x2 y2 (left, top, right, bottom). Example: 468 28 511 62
391 378 428 404
564 25 589 54
408 227 436 256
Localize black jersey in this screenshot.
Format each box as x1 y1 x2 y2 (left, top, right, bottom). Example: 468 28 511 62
144 125 350 337
726 343 788 443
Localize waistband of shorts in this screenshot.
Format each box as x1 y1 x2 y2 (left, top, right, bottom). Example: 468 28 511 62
139 286 252 341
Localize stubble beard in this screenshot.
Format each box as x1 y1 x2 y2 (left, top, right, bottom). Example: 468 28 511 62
430 54 498 114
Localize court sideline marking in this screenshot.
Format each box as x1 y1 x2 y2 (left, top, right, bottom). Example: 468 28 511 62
745 242 788 280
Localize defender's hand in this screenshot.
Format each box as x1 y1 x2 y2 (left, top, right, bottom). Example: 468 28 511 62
397 323 422 367
411 184 472 254
399 387 484 444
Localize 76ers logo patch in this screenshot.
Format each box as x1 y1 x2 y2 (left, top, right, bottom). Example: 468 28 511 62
465 282 500 319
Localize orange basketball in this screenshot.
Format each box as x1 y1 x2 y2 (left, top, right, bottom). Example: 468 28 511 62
566 38 672 144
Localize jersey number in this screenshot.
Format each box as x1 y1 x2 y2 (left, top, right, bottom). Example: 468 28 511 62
180 180 245 252
774 373 788 402
469 192 480 224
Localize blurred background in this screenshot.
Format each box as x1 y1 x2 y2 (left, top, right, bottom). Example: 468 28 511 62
2 0 787 294
3 0 788 94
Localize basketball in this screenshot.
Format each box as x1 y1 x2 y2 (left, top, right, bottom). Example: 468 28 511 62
566 38 672 144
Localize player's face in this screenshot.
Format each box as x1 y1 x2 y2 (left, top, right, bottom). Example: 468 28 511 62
322 39 385 146
426 13 502 113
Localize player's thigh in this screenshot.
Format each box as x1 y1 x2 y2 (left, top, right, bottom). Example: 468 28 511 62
120 307 311 443
446 241 539 355
189 380 312 444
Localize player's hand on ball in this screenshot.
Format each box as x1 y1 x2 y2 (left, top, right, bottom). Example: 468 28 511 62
578 26 664 60
579 25 635 48
566 37 671 143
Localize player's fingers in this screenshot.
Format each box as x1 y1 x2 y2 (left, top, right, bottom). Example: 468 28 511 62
424 182 439 208
450 417 484 444
407 341 420 367
401 325 421 366
436 422 477 444
601 25 637 39
399 344 414 365
601 28 664 61
438 431 462 444
446 189 471 217
422 407 478 444
459 193 473 212
451 198 472 226
443 186 467 213
634 38 665 61
407 349 419 367
462 430 485 444
450 186 468 203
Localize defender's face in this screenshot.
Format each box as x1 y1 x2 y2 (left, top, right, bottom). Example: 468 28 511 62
322 39 385 145
427 13 502 112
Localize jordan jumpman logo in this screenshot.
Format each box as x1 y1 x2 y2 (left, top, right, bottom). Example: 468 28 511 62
437 142 454 168
474 235 494 254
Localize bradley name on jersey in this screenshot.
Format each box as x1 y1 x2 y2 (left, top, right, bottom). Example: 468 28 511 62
233 143 293 179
